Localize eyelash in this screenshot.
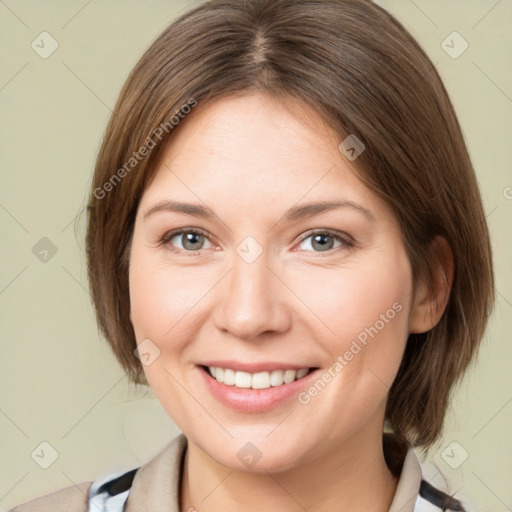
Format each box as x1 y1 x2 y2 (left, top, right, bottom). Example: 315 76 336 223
158 228 355 257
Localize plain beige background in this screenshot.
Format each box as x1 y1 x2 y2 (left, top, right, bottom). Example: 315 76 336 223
0 0 511 510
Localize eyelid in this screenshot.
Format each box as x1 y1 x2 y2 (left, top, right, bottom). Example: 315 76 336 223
160 227 210 243
298 228 354 244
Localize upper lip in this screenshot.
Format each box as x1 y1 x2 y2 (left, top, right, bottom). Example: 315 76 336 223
198 361 316 373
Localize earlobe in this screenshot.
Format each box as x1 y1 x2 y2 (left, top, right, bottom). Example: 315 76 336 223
409 236 454 334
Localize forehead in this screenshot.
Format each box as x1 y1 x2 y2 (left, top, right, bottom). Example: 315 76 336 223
140 93 393 225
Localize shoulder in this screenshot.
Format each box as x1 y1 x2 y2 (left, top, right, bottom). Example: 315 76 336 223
7 467 139 512
9 433 188 512
87 433 187 511
8 480 93 512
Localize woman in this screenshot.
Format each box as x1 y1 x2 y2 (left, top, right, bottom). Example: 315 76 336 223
10 0 494 510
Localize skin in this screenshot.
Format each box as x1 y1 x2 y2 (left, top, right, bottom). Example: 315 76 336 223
128 93 453 512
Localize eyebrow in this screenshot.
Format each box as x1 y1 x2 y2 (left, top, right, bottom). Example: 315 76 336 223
143 199 376 223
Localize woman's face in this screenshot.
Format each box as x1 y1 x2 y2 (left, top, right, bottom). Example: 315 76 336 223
129 93 417 472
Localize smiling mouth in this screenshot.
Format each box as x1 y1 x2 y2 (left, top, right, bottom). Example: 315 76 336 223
200 365 318 390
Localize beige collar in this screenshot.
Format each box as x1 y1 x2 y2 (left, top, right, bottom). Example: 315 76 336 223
125 433 422 512
388 444 423 512
125 433 186 512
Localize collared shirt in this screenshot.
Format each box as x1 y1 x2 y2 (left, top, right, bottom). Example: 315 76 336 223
10 433 468 512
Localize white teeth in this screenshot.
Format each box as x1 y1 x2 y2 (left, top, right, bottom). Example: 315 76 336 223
235 371 252 388
208 366 311 389
269 370 284 386
283 369 296 384
252 371 270 389
223 368 236 386
296 368 308 379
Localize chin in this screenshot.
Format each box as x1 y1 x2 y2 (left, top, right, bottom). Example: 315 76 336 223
192 433 312 474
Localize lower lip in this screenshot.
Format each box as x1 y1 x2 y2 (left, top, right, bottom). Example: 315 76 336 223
197 366 320 413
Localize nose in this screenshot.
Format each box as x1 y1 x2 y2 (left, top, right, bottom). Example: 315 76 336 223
212 248 292 341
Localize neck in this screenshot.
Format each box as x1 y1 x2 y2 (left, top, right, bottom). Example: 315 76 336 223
180 426 399 512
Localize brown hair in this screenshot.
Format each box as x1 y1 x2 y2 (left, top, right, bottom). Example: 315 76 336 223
86 0 494 450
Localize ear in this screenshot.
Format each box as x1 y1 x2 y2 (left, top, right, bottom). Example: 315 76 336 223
409 236 454 334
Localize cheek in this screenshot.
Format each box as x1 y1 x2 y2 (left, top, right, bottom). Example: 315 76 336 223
128 247 195 401
129 246 203 340
128 246 219 396
290 251 413 389
293 256 411 340
292 257 412 428
129 263 164 341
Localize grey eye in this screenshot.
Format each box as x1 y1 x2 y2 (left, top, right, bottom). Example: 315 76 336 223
169 231 213 251
298 233 345 252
